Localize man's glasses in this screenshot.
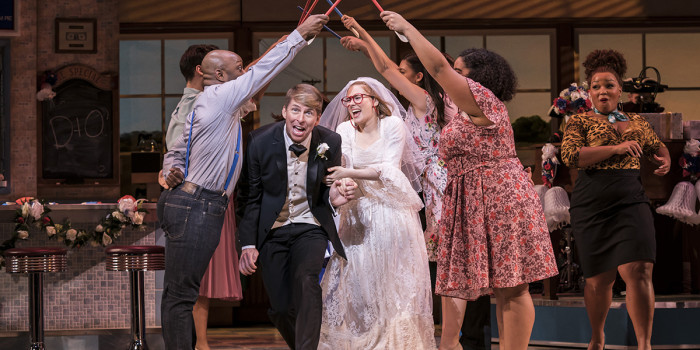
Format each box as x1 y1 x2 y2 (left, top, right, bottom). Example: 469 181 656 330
341 93 373 106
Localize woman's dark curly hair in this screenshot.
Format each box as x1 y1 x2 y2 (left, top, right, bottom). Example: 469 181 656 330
582 49 627 85
458 48 517 102
402 52 450 128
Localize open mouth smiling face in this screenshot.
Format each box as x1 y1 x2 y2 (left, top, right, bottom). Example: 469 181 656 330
283 99 319 144
344 85 378 128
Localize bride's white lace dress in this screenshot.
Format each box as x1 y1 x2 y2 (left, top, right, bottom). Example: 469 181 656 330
319 116 436 350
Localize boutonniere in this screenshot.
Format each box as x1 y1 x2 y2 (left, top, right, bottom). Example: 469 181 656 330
316 143 329 160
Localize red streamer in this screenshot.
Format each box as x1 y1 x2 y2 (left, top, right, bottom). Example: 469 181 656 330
324 0 342 16
299 0 312 25
299 0 320 25
371 0 384 12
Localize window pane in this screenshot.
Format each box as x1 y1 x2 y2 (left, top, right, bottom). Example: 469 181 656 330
505 92 553 122
327 36 389 92
488 35 551 90
119 40 162 95
258 95 285 127
120 98 162 152
164 39 230 95
646 33 700 88
578 34 643 82
262 37 324 93
445 36 483 60
655 91 700 121
426 36 441 50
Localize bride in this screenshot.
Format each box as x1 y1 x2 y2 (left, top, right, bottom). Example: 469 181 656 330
318 77 436 349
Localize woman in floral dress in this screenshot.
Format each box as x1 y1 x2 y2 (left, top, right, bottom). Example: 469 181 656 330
339 15 455 261
382 11 558 350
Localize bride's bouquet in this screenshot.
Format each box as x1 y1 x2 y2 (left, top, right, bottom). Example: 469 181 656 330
549 82 592 121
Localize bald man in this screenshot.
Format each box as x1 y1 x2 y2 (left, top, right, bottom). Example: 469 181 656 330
157 15 329 350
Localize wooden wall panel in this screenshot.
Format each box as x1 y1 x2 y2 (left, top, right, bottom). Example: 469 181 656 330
152 0 700 23
119 0 240 23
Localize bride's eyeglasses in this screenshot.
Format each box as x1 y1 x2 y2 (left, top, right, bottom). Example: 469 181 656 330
341 93 373 106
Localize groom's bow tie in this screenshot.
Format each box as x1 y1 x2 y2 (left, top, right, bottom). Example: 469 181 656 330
289 143 307 157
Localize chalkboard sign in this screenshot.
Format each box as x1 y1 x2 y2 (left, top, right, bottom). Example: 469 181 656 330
39 65 117 184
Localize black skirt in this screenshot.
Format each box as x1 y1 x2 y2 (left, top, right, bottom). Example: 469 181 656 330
570 169 656 278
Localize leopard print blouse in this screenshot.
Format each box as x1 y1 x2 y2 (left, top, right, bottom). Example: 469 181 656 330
561 113 665 170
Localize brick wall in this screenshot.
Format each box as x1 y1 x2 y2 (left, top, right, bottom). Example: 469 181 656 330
1 0 119 202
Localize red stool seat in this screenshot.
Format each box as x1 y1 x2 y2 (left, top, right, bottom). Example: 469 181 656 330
4 247 68 349
4 247 67 273
105 245 165 350
105 245 164 255
105 245 164 271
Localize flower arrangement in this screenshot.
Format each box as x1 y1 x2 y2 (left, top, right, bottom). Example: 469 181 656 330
1 195 147 267
316 142 329 160
679 139 700 181
551 82 592 118
541 143 560 188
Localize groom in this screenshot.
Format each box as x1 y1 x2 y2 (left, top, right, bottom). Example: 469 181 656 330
238 83 353 350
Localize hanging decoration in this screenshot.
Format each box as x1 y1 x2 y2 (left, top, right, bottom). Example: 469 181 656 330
1 196 148 267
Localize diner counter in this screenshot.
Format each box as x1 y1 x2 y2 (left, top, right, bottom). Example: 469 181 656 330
0 202 163 333
0 202 158 223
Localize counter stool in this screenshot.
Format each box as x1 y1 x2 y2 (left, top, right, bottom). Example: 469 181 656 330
105 245 165 350
4 247 68 350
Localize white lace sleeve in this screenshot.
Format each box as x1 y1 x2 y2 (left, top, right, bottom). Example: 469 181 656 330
365 116 423 210
336 121 354 169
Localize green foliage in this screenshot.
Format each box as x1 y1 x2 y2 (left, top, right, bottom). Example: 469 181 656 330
512 115 551 143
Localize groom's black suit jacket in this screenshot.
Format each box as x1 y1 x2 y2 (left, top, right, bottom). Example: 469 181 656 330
237 121 347 260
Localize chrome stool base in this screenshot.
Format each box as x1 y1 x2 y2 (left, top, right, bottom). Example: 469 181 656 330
127 339 147 350
105 245 165 350
29 343 46 350
4 247 67 350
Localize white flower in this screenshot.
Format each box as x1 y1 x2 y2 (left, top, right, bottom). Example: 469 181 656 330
66 229 78 241
17 230 29 239
132 211 144 225
29 201 44 220
570 91 582 101
102 233 112 245
46 226 56 237
113 210 127 222
118 197 136 218
95 224 104 233
21 203 30 217
316 143 330 160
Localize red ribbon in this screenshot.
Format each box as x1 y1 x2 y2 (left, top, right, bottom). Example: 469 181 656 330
371 0 384 12
324 0 342 16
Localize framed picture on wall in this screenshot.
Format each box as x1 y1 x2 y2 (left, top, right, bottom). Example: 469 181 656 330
55 18 96 53
0 0 19 36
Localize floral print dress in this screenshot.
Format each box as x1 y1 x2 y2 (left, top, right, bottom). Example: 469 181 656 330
405 92 453 261
436 78 558 300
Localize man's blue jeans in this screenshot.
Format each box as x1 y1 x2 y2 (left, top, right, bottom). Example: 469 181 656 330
157 182 228 350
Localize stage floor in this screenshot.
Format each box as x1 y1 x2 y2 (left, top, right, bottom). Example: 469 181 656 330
0 326 560 350
1 294 699 349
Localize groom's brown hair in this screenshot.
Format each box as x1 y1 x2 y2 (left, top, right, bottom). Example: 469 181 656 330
284 84 325 116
